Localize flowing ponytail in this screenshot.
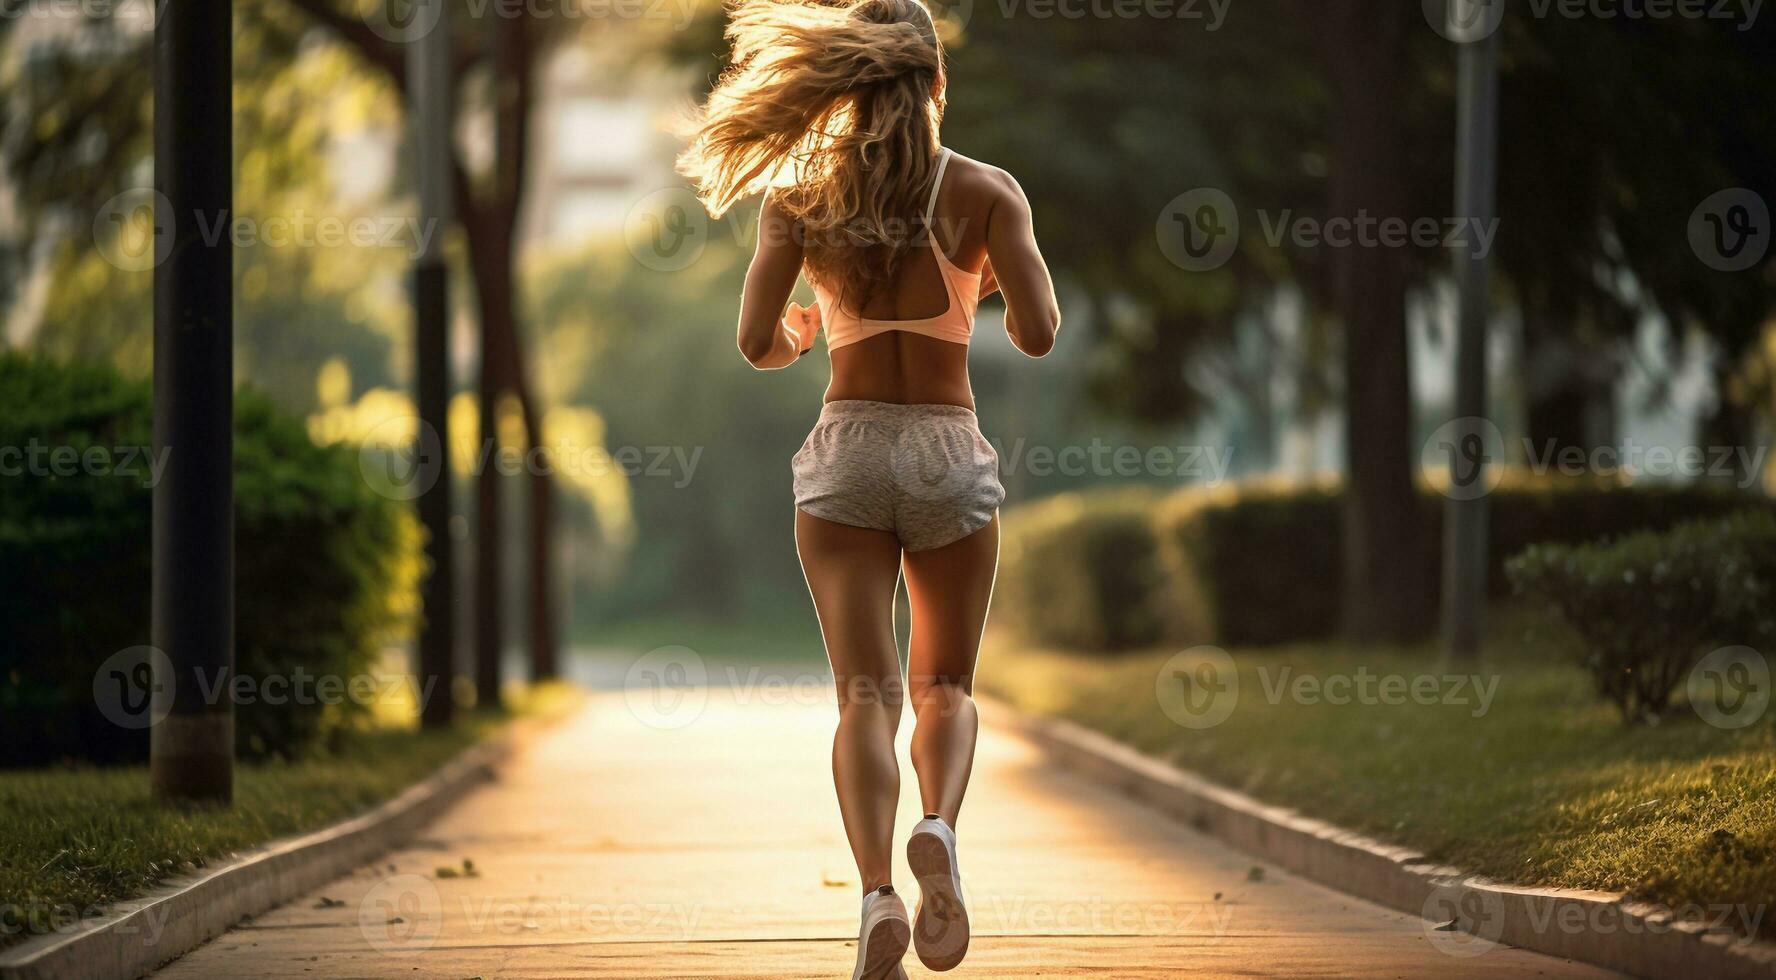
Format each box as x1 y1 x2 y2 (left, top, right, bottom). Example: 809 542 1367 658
677 0 946 309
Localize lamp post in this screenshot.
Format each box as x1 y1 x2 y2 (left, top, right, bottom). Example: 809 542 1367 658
1442 0 1500 665
409 0 456 729
151 0 235 802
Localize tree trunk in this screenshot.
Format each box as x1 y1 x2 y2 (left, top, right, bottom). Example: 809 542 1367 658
469 223 511 711
490 10 557 686
1318 5 1433 642
508 349 558 682
460 10 555 702
528 444 557 679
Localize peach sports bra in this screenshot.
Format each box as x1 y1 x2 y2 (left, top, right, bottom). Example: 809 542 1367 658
814 148 982 351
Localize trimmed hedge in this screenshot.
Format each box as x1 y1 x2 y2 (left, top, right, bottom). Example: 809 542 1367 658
1507 510 1776 722
996 488 1181 652
0 353 422 765
996 473 1774 652
1155 478 1347 645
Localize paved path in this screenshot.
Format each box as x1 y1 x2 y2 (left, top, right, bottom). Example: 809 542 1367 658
154 683 1616 978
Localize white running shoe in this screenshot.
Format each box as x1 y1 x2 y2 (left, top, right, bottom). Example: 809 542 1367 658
907 814 970 971
851 884 911 980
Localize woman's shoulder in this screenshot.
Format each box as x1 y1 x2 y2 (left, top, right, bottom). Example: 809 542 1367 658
939 151 1027 210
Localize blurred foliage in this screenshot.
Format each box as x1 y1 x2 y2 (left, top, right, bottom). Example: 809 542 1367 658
2 3 406 411
997 473 1776 652
996 487 1174 651
929 1 1776 428
1509 509 1776 722
0 352 421 765
527 232 826 619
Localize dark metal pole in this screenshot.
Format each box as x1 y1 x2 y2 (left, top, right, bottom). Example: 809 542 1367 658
151 0 234 802
409 0 456 729
1442 2 1499 665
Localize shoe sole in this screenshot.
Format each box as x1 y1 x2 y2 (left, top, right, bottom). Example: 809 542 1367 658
908 830 969 971
858 915 910 980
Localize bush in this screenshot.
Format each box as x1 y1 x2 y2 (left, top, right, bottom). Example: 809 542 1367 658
1507 510 1776 722
1155 478 1348 645
1154 473 1772 648
997 474 1773 652
995 488 1178 651
0 353 422 765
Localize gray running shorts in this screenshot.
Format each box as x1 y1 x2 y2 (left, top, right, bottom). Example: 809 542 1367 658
791 400 1005 552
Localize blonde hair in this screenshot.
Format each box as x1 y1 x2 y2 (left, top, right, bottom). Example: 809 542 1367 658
677 0 946 310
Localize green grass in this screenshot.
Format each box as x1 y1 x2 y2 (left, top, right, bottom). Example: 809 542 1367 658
0 683 579 948
979 628 1776 938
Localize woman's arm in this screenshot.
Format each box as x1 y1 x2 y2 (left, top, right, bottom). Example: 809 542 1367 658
983 170 1060 357
737 193 817 369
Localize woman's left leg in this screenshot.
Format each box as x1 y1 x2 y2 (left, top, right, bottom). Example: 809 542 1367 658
901 516 999 827
795 510 907 894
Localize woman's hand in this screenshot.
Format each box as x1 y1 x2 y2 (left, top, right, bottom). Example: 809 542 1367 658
785 300 822 354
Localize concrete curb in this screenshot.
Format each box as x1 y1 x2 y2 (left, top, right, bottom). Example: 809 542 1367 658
0 727 521 980
983 699 1776 980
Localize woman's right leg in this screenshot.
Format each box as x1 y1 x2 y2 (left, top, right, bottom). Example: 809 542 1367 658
796 509 906 893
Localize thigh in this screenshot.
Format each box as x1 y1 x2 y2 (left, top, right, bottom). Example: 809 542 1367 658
796 510 906 705
901 516 1000 694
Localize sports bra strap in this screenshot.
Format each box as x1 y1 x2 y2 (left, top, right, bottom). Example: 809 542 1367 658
922 147 952 227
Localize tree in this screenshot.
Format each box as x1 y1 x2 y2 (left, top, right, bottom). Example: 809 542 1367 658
280 0 561 695
2 0 567 695
935 0 1774 639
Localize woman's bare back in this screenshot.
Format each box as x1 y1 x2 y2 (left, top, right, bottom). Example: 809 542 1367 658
824 152 1002 409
